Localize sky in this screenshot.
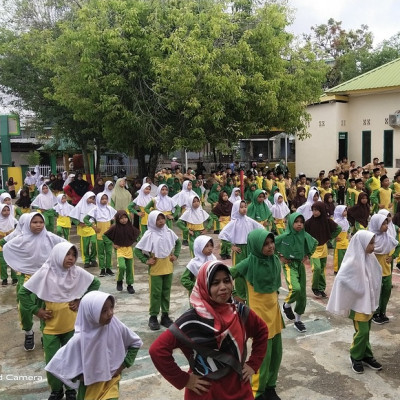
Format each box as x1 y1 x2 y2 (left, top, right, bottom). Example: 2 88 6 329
288 0 399 47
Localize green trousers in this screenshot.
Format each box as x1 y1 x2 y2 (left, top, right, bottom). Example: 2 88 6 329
377 274 392 314
43 331 75 392
149 274 173 316
80 235 97 264
17 274 36 331
42 209 56 233
188 230 202 257
232 244 248 301
311 257 327 291
220 239 232 257
283 261 307 315
0 251 17 280
56 226 70 240
117 257 134 285
97 236 113 270
253 333 283 398
350 319 373 360
334 248 346 272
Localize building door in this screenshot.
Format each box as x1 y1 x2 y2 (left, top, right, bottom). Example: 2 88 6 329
338 132 348 160
362 131 371 167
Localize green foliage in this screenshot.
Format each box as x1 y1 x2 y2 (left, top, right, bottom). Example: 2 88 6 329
25 150 41 165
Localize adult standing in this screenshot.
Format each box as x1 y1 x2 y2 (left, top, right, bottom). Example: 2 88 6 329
111 178 132 212
63 173 91 206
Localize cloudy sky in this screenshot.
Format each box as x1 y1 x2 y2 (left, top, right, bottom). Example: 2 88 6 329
288 0 399 46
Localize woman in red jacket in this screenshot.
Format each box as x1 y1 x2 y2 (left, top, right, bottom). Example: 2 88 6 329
149 260 268 400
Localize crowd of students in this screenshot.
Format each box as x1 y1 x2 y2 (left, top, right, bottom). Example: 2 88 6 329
1 156 399 400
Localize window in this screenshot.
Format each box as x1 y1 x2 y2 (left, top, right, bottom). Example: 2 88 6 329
383 130 393 167
362 131 371 167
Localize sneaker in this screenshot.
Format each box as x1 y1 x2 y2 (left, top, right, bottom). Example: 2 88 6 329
350 356 364 374
182 240 189 246
362 357 382 371
148 316 160 330
99 269 106 277
380 313 389 323
214 230 220 234
2 279 8 286
312 289 322 298
262 387 281 400
282 303 295 321
90 260 98 268
24 332 35 351
127 285 135 294
294 321 307 333
65 389 77 400
160 313 173 328
48 391 64 400
372 313 385 325
116 281 123 291
105 268 115 276
83 263 91 268
396 263 400 271
12 278 18 286
320 291 328 298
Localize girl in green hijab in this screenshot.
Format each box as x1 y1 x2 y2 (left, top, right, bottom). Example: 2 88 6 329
247 189 274 231
206 183 221 208
230 229 284 400
244 182 258 204
275 212 318 333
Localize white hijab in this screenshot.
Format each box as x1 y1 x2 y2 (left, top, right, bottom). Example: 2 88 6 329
63 174 75 189
31 184 58 210
0 203 17 233
103 180 114 202
87 193 117 222
297 188 321 221
378 209 397 239
270 192 290 219
179 195 210 225
326 230 382 316
154 184 177 212
24 172 36 185
0 193 14 216
219 200 263 244
172 180 196 208
136 211 178 258
36 175 45 189
186 235 217 276
333 205 350 232
24 243 94 302
3 212 66 274
228 187 241 204
4 213 30 241
69 191 96 222
134 183 152 207
45 291 143 388
53 193 74 217
368 214 398 254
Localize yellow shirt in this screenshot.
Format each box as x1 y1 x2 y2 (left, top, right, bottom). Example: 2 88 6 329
375 253 391 277
330 175 338 189
319 187 332 200
218 216 230 230
43 301 77 335
149 255 173 276
85 375 120 400
96 221 111 240
56 215 71 229
335 231 349 250
187 222 204 231
350 310 373 322
275 180 287 202
311 244 328 259
116 246 133 259
139 206 149 225
379 188 392 210
77 225 96 237
0 229 13 251
369 176 381 192
255 176 264 190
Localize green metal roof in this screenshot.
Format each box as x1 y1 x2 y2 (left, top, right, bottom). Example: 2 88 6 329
326 57 400 94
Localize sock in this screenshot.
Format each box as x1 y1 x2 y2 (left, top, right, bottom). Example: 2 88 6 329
25 329 33 335
283 302 291 309
295 313 301 322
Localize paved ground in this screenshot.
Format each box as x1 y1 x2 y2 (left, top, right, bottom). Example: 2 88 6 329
1 222 400 400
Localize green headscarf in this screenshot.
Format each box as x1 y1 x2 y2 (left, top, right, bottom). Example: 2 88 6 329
222 178 234 196
207 183 221 204
192 180 202 198
235 229 281 293
247 189 272 221
244 182 258 203
275 212 318 260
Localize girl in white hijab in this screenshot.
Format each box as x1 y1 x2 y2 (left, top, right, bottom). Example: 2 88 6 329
297 188 321 221
128 183 152 235
31 183 58 232
53 193 75 239
270 192 290 234
180 235 217 296
327 230 383 374
368 213 399 324
228 187 242 204
333 205 350 273
3 212 66 351
19 242 100 399
103 180 114 203
45 291 142 399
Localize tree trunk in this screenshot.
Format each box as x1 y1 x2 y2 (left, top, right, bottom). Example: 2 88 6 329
135 144 146 178
148 148 159 180
81 143 92 185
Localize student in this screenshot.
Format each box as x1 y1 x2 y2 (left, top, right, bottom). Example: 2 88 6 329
24 171 37 197
85 193 117 277
333 205 350 274
275 173 287 203
177 195 213 257
103 180 114 202
337 172 347 205
346 179 357 207
230 230 284 400
370 175 393 213
207 183 221 208
31 183 58 232
324 192 335 219
0 204 18 286
70 192 97 269
15 187 32 214
128 182 152 235
228 187 242 204
275 212 318 332
111 177 132 212
347 193 370 232
305 201 341 298
326 231 383 374
296 174 310 197
149 261 268 400
0 192 20 219
135 211 181 330
144 183 180 229
368 214 400 324
270 192 290 235
290 186 306 213
263 170 275 193
92 177 105 195
53 193 74 240
180 235 216 297
104 210 140 294
19 243 100 400
219 200 262 302
6 177 17 198
297 188 320 221
247 189 273 230
3 212 66 350
365 168 381 195
45 291 143 400
210 191 232 257
49 173 65 196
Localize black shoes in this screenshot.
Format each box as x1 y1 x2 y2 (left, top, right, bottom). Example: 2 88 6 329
282 303 295 320
90 260 98 268
294 321 307 333
65 389 77 400
182 240 189 246
48 391 64 400
12 278 18 286
105 268 115 276
127 285 135 294
2 279 7 286
312 289 322 298
350 356 364 374
99 269 106 277
260 387 281 400
116 281 123 291
24 332 35 351
320 291 328 298
372 313 389 324
160 313 173 328
362 357 382 371
83 263 91 268
148 316 160 330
